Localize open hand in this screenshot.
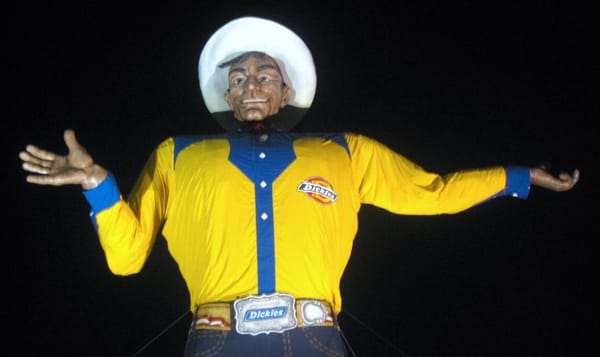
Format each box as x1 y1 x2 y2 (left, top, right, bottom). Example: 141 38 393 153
19 129 107 189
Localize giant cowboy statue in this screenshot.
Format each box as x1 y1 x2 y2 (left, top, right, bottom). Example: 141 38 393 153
19 17 579 356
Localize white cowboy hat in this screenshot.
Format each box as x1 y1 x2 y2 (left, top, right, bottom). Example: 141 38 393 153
198 16 317 131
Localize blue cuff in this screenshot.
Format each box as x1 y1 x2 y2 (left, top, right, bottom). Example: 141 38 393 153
83 172 121 216
504 166 531 199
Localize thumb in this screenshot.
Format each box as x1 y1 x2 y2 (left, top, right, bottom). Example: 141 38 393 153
63 128 94 168
63 129 81 152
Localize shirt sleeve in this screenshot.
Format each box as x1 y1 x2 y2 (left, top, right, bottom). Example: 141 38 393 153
346 133 531 215
81 138 174 275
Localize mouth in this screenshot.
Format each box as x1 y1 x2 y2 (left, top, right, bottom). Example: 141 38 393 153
242 98 268 104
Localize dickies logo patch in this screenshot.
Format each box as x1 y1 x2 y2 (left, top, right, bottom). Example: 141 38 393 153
297 177 338 204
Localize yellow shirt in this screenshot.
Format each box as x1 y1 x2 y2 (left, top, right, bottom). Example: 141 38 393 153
84 131 530 313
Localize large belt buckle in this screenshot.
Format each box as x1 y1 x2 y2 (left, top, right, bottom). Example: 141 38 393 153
233 293 297 335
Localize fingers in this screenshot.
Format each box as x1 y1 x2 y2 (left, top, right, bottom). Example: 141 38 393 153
558 172 571 182
19 148 58 174
25 174 60 185
20 142 68 177
22 161 51 175
25 170 87 186
536 161 551 171
21 144 57 162
558 169 579 182
572 169 580 183
550 169 579 191
560 169 580 189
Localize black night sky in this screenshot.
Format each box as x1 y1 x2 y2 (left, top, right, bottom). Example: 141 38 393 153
7 2 597 356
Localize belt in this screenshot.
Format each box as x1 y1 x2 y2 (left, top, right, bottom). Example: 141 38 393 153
191 293 336 335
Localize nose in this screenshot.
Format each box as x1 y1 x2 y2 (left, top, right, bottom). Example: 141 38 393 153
245 76 259 90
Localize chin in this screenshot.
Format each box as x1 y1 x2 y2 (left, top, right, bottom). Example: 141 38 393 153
238 116 268 122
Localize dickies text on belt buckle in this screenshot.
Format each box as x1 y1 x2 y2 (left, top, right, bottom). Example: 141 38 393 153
233 293 297 335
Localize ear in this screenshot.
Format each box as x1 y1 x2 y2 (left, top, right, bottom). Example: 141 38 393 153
223 89 233 108
280 85 292 108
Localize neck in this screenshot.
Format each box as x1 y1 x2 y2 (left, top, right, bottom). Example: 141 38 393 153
238 117 277 134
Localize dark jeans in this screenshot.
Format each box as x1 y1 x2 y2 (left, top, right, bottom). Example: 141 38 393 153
183 326 349 357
